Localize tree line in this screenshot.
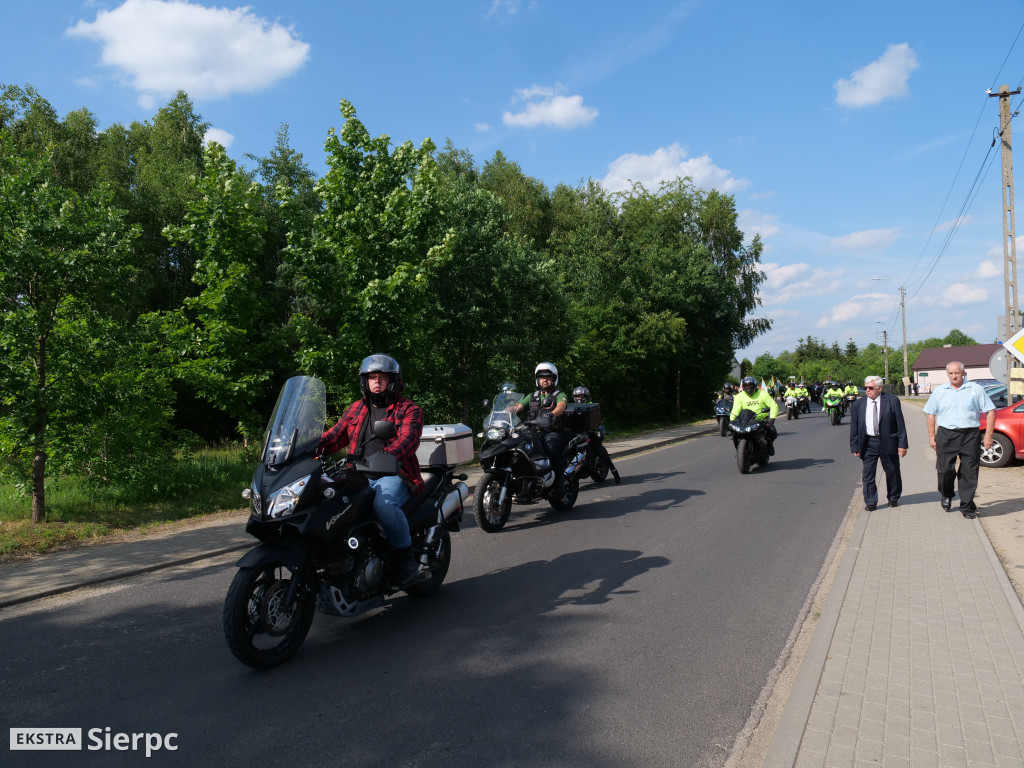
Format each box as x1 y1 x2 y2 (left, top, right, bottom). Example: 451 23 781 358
0 85 770 522
744 329 980 388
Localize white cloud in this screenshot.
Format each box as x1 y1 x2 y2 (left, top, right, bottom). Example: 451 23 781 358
204 127 234 148
936 215 972 232
486 0 519 18
738 210 780 240
67 0 310 105
977 259 1002 279
830 227 900 252
601 143 751 195
834 43 919 108
502 84 598 129
941 282 987 305
759 261 844 306
817 292 895 327
475 122 491 132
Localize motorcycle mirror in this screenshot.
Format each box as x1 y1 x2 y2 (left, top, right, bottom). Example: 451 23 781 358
373 420 397 440
542 395 556 409
483 399 491 409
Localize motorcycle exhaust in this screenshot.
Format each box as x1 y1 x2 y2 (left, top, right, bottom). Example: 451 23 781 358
441 482 469 520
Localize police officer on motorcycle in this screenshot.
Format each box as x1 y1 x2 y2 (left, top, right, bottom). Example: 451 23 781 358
730 376 780 454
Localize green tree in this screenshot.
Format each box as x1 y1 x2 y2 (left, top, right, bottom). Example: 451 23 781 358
0 133 139 521
163 143 282 442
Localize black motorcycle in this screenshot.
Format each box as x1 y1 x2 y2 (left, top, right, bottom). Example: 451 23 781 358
714 396 733 436
223 376 469 669
473 388 582 532
729 408 772 474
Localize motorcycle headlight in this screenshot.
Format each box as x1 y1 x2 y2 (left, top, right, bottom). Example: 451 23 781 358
485 426 509 442
264 475 311 519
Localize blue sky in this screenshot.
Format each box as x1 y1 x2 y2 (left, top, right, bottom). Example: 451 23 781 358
5 0 1024 366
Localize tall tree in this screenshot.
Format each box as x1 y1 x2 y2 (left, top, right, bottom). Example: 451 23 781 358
0 132 138 521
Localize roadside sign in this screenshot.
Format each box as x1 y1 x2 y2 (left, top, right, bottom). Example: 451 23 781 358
1005 326 1024 365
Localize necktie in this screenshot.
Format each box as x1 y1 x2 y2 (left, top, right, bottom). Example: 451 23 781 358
872 399 879 436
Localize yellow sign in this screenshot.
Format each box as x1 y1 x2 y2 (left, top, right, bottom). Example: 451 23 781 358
1005 326 1024 366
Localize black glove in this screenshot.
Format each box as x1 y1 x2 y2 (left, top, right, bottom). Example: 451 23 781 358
765 418 775 427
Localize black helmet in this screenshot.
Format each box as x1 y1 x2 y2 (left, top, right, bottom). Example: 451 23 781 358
741 376 758 394
358 353 403 404
572 385 591 403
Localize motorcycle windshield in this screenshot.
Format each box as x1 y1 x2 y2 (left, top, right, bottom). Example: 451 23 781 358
484 391 525 431
259 376 327 466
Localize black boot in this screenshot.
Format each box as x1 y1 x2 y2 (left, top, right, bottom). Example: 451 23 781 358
612 469 621 484
394 547 421 587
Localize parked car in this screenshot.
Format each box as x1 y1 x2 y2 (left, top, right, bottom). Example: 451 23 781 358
979 400 1024 468
984 383 1008 409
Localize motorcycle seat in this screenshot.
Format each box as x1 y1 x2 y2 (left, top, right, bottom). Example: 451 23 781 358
402 470 444 516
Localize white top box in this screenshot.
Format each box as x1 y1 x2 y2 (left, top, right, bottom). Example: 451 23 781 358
416 423 474 467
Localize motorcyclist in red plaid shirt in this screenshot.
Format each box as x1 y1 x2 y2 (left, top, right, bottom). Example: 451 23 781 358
319 354 424 586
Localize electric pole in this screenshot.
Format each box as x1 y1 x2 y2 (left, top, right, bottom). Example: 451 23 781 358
900 286 908 387
991 84 1021 339
877 322 890 386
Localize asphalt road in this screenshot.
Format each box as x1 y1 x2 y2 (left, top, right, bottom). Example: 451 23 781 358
0 406 859 768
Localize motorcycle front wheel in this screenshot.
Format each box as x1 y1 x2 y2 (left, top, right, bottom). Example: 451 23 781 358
549 475 580 511
591 458 610 483
223 564 316 670
406 528 451 597
718 416 728 436
473 475 511 532
737 439 751 474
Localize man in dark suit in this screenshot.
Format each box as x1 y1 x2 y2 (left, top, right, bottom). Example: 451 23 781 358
850 375 909 511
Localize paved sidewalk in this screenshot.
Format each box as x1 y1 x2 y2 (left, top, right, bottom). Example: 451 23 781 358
766 406 1024 768
0 421 713 609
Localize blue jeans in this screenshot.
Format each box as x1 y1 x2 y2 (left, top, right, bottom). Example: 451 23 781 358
369 475 412 549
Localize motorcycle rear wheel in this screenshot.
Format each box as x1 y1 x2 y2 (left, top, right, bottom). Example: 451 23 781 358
549 475 580 511
473 475 511 532
223 564 316 670
737 439 751 474
405 528 451 597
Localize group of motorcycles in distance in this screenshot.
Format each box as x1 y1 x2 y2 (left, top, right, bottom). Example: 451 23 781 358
714 382 861 475
222 376 618 669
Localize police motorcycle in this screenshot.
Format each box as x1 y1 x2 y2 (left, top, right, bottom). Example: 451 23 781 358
823 387 844 426
473 383 583 532
729 407 773 474
798 393 811 414
785 394 799 420
223 375 470 669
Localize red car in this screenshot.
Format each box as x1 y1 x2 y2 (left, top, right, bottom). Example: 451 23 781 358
980 401 1024 468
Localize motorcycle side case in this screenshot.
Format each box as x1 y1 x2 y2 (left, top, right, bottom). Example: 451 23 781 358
565 403 602 432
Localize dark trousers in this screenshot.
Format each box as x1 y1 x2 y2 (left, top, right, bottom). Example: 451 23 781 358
935 426 982 510
861 436 902 506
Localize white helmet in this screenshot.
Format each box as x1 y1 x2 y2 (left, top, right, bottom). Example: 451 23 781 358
535 362 558 388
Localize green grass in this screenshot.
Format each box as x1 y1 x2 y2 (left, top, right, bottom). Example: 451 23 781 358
0 445 253 559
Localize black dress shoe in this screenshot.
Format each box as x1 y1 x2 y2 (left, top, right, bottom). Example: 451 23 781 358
888 500 899 508
940 497 952 511
962 509 977 519
865 504 877 511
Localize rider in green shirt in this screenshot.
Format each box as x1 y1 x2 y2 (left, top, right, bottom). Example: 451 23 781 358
731 376 780 454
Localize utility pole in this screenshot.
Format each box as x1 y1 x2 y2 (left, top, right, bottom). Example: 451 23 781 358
900 286 908 386
877 321 890 386
991 84 1021 340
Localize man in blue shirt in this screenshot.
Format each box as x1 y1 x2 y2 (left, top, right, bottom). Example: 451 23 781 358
923 361 996 518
